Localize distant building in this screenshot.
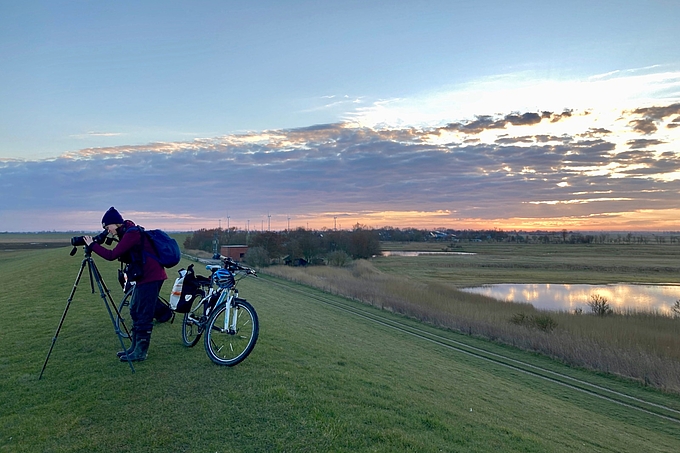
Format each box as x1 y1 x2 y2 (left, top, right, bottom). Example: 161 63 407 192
220 245 248 261
429 231 457 241
283 255 309 266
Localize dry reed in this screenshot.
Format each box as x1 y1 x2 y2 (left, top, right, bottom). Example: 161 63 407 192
264 260 680 393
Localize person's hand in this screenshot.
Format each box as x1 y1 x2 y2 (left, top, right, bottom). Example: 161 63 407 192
83 236 93 246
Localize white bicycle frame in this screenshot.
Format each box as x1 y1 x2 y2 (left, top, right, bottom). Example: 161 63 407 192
212 286 240 333
199 265 248 333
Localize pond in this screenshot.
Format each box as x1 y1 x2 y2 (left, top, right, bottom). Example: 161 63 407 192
381 251 476 256
461 283 680 315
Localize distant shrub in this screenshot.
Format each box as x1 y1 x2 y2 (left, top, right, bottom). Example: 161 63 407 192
327 250 352 267
672 300 680 319
532 314 558 332
510 313 529 326
510 313 557 333
588 294 613 316
244 246 270 267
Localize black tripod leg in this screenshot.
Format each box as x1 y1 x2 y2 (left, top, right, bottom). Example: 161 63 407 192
40 251 137 379
88 260 95 294
89 259 131 338
39 257 88 380
88 258 135 374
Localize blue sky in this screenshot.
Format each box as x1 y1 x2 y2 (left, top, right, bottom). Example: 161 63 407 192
1 1 680 231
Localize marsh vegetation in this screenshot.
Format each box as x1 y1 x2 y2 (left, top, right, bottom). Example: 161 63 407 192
264 242 680 393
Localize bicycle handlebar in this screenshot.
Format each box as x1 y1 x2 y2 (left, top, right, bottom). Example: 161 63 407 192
215 255 257 277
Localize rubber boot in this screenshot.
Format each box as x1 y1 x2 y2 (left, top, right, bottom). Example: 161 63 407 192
117 331 137 358
120 330 151 362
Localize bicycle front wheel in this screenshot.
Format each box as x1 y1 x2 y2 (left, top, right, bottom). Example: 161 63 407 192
204 298 259 366
181 293 205 347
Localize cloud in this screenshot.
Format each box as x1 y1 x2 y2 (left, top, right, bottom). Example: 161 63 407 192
626 139 664 149
626 103 680 134
69 131 125 139
628 118 659 135
348 67 680 131
2 101 680 231
302 95 365 113
631 103 680 121
441 110 573 135
579 128 612 138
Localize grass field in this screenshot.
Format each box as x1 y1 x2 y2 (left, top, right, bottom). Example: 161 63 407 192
2 244 680 451
378 241 680 286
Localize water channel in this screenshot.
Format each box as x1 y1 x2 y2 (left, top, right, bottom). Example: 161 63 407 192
381 251 476 256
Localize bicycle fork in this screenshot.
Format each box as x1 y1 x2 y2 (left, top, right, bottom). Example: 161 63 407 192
216 289 239 334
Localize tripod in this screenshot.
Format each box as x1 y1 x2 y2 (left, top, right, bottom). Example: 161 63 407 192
39 246 135 379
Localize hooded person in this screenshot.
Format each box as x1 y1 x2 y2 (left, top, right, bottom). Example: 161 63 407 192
84 207 167 362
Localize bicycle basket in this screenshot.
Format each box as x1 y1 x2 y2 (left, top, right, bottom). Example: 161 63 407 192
213 268 235 289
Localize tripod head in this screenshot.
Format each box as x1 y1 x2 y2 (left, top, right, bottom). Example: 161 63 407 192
70 244 92 257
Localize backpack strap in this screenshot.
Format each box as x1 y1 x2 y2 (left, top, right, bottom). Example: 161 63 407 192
136 225 164 265
125 225 147 265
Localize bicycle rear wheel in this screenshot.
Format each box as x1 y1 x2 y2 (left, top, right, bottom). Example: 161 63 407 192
116 291 132 339
204 298 259 366
181 293 205 347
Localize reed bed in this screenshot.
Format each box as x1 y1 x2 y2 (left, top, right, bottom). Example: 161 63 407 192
264 260 680 394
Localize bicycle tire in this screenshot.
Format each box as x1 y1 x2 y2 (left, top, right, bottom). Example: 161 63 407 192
181 292 205 347
116 290 133 339
204 298 259 366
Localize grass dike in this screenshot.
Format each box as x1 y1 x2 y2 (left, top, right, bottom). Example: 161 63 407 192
1 245 680 451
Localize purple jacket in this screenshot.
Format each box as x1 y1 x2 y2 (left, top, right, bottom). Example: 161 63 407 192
90 221 167 284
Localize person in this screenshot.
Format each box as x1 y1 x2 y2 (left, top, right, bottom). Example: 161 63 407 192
84 207 167 362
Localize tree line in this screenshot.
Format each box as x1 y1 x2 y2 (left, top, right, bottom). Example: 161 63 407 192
183 224 382 266
184 226 680 266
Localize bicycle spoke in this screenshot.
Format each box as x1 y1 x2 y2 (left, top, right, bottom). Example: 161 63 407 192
204 300 259 366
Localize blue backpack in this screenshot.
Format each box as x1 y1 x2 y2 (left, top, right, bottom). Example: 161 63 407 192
132 226 181 268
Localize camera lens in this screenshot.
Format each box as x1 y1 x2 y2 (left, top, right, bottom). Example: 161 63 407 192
70 236 86 247
93 230 109 244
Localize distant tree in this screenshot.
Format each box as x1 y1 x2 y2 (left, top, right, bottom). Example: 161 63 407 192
283 228 323 262
244 246 270 267
349 224 381 259
183 228 215 251
250 231 284 260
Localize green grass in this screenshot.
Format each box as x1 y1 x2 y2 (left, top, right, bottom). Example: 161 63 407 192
2 246 680 451
376 241 680 286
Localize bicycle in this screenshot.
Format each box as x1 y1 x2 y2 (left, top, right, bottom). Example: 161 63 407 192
179 257 259 366
115 269 172 339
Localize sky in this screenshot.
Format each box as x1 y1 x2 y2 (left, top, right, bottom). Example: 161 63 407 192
1 0 680 232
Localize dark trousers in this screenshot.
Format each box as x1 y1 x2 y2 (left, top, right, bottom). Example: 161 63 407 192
130 280 164 332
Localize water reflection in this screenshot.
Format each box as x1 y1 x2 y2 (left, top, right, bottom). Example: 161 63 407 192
381 251 476 256
461 283 680 315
